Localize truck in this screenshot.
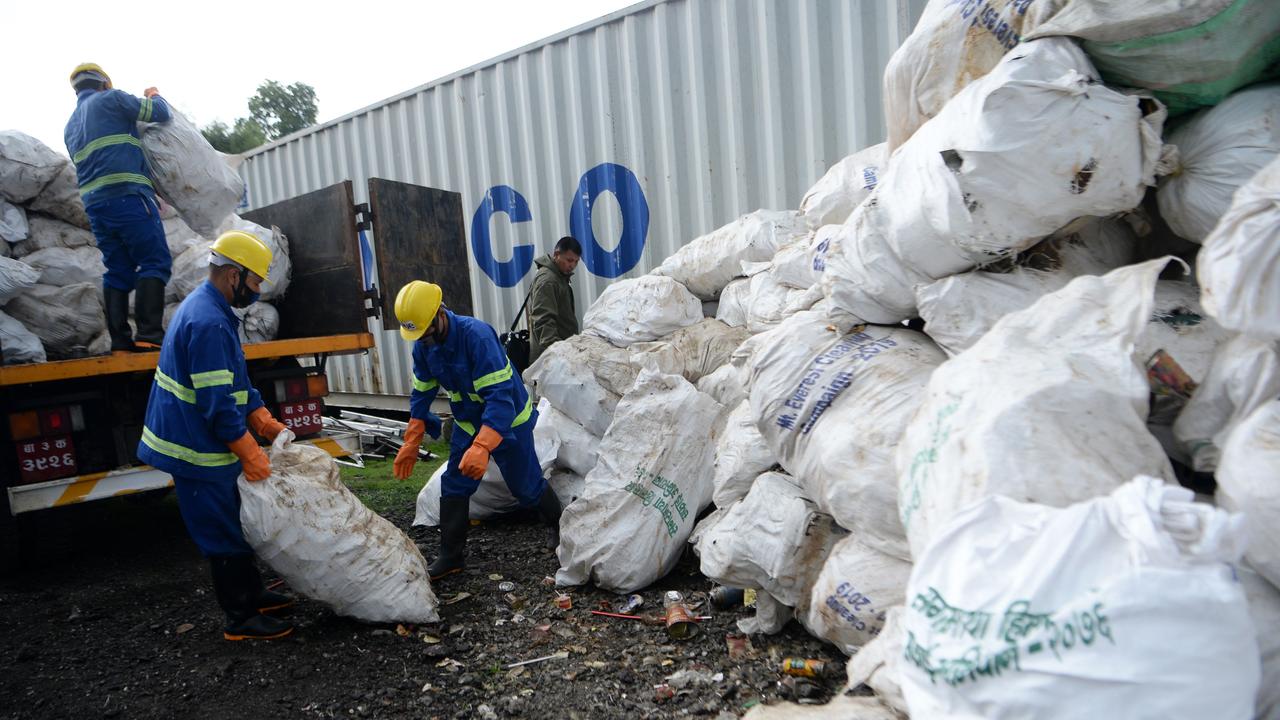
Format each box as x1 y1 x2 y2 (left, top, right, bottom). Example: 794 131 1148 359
0 177 471 571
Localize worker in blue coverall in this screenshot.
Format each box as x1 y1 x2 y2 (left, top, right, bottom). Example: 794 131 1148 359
64 63 172 353
392 281 563 581
138 230 295 641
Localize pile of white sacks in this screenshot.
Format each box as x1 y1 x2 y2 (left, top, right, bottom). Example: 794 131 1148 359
0 114 290 364
517 6 1279 719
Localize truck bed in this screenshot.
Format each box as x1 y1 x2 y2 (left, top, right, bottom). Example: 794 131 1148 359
0 333 375 387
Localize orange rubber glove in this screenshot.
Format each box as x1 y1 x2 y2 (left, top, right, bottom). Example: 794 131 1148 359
459 425 503 480
394 418 427 480
247 407 286 442
228 431 271 482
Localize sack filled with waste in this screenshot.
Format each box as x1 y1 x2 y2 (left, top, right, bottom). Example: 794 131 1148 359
899 476 1259 720
555 369 721 592
240 432 439 623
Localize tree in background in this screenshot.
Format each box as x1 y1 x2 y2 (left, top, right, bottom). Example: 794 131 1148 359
202 80 318 154
249 81 318 140
202 117 267 154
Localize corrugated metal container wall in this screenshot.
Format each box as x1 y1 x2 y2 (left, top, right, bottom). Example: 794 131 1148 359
241 0 928 401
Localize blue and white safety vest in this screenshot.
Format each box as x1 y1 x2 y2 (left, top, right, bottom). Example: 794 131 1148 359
138 281 263 482
410 310 533 439
64 88 171 207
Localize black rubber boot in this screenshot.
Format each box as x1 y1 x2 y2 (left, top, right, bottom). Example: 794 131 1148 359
209 555 294 640
536 486 563 551
103 287 135 352
133 277 166 349
428 496 469 581
238 556 296 614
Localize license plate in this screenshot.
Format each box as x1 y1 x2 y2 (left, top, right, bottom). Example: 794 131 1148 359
279 400 323 437
15 435 78 484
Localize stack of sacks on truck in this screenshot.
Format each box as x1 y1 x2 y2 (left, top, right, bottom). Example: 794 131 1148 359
0 119 290 364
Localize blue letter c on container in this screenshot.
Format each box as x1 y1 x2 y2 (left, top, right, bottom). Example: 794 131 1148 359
569 163 649 278
471 185 535 288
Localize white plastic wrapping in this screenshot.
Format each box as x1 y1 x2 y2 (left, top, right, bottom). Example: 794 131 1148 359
653 210 808 300
141 111 246 239
582 275 704 347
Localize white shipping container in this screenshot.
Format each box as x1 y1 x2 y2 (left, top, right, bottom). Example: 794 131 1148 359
241 0 928 399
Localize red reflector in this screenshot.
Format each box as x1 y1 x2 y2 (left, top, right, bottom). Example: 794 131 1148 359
285 378 307 401
40 407 70 436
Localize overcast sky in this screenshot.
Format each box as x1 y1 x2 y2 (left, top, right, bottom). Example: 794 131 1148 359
3 0 639 157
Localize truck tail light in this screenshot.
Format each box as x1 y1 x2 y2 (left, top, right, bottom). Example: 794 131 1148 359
9 411 39 441
306 375 329 398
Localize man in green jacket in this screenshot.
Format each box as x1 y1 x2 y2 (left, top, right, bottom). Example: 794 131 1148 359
528 236 581 364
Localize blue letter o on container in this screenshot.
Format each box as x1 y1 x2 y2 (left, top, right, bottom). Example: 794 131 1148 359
569 163 649 279
471 185 535 288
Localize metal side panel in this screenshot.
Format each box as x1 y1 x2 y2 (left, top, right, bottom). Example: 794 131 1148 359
368 178 474 328
242 181 367 339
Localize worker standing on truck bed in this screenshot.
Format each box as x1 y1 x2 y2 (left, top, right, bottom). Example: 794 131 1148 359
527 235 582 365
137 231 295 641
63 63 172 353
392 280 563 580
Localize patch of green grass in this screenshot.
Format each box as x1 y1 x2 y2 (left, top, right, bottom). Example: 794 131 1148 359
339 439 449 516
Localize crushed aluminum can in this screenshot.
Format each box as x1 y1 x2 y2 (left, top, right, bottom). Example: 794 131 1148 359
664 602 699 640
780 658 827 678
497 581 516 592
653 684 676 702
555 593 573 610
618 594 644 615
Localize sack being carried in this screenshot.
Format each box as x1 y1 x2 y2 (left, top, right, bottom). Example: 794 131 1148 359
140 110 245 239
239 432 439 624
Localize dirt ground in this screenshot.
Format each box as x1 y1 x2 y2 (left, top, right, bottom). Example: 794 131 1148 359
0 493 849 719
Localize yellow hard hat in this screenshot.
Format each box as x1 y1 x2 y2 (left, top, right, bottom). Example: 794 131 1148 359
210 230 273 281
395 281 443 341
69 63 112 89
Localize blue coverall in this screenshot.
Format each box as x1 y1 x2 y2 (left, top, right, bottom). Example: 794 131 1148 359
64 88 172 292
410 310 543 504
137 281 263 557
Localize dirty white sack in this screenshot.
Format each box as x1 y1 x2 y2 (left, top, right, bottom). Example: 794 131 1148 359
711 401 777 508
695 471 841 611
897 260 1176 559
628 319 750 383
1158 83 1280 243
236 301 280 344
240 432 440 623
1 199 29 245
1173 334 1280 473
804 535 913 654
799 144 888 229
653 210 808 300
555 369 721 593
0 256 40 303
750 311 945 560
1216 399 1280 591
0 309 45 365
3 282 104 358
20 246 105 287
1198 154 1280 340
900 476 1259 720
0 130 68 204
524 334 637 437
832 38 1165 324
141 111 245 239
916 218 1136 355
12 214 96 258
583 275 703 347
